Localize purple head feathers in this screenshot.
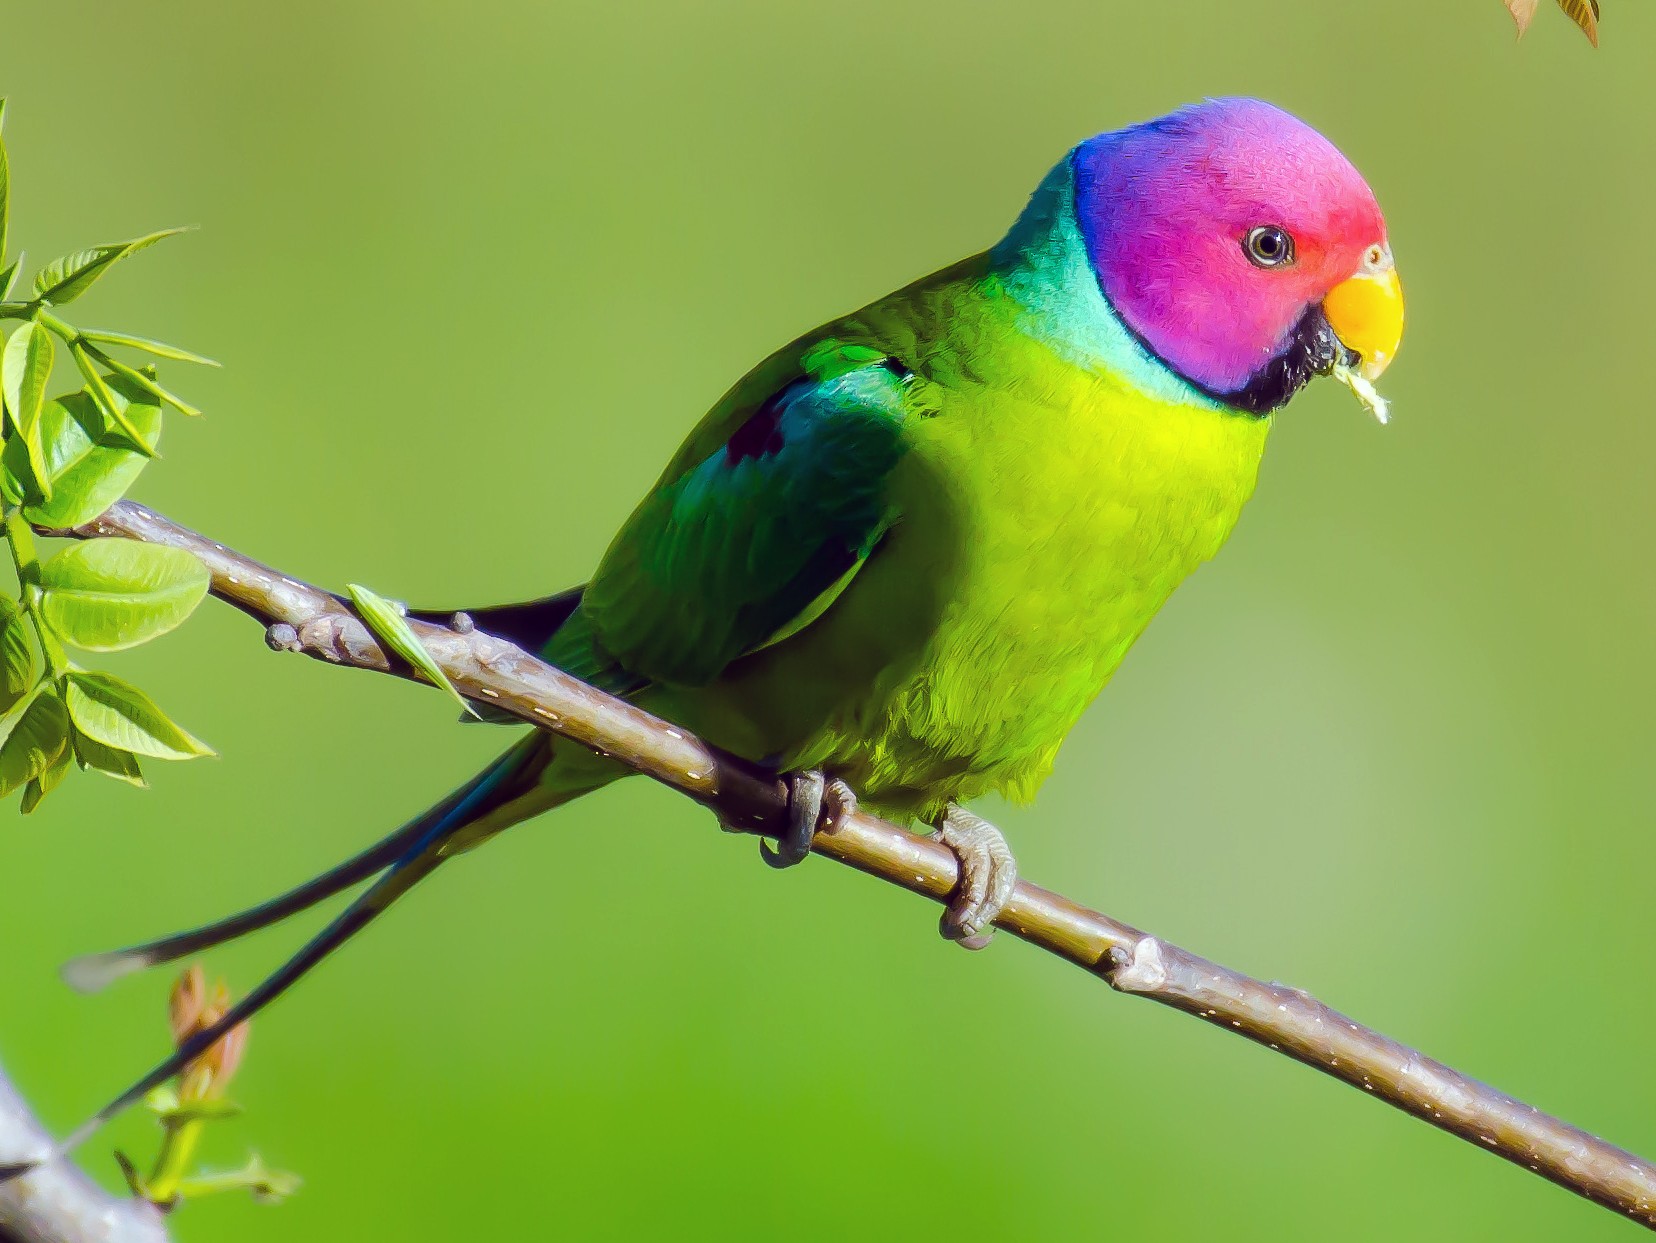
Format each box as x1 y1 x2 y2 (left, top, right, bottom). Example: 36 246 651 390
1072 98 1388 408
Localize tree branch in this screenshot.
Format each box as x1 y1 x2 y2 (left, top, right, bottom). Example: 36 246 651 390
0 1065 170 1243
38 500 1656 1233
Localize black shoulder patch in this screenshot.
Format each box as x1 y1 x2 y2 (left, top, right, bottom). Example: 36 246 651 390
725 399 786 463
727 357 910 466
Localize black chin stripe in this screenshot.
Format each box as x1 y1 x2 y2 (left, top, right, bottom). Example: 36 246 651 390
1203 306 1355 417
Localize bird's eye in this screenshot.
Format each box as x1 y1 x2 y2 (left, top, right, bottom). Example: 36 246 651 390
1243 225 1295 269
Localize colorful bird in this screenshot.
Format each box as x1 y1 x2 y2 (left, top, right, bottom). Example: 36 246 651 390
60 96 1403 1144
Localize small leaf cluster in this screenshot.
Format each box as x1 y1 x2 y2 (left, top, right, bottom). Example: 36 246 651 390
0 100 214 812
116 966 300 1210
1506 0 1602 45
113 966 301 1211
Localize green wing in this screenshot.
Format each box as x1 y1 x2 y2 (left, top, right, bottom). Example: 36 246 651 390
562 343 912 690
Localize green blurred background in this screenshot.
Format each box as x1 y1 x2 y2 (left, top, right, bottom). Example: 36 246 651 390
3 2 1653 1239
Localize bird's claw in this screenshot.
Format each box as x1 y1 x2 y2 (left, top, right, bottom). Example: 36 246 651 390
760 771 857 869
933 806 1018 950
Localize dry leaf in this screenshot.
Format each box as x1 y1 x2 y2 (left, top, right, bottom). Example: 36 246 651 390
1505 0 1541 36
1506 0 1600 44
1556 0 1601 46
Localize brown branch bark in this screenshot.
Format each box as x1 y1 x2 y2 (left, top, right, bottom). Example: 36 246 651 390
0 1067 170 1243
36 500 1656 1232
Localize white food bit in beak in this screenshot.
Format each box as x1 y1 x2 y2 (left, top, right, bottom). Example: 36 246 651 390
1332 361 1390 425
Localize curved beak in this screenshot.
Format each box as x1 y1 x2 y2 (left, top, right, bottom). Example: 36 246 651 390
1322 254 1404 381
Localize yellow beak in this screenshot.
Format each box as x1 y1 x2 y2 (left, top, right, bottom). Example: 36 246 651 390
1322 261 1404 381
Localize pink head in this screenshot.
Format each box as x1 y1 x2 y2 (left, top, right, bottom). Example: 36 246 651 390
1073 98 1401 412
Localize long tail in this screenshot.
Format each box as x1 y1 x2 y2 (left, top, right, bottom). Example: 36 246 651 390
60 774 491 994
50 731 602 1159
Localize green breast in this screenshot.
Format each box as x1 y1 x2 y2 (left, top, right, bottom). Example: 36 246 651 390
646 262 1270 822
830 313 1269 816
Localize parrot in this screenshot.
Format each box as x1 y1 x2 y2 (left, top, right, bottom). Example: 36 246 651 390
54 96 1405 1147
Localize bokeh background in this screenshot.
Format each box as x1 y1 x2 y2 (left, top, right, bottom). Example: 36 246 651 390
2 2 1653 1239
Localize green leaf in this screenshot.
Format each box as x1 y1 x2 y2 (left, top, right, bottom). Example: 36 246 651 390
38 539 209 651
347 583 473 716
15 388 162 527
78 329 219 367
0 255 19 302
40 742 72 791
67 342 154 456
2 321 56 498
72 727 146 786
64 669 213 760
88 348 200 417
2 320 54 428
0 598 34 712
143 1086 181 1115
174 1152 301 1205
0 688 70 798
32 229 187 306
22 743 73 813
155 1098 242 1124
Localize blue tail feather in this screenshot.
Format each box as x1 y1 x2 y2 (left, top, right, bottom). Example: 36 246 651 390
50 733 550 1159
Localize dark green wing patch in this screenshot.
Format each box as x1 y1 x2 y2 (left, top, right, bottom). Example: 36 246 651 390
409 346 912 708
579 356 911 688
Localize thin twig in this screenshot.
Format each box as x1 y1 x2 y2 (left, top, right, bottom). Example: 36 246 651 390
38 500 1656 1232
0 1065 170 1243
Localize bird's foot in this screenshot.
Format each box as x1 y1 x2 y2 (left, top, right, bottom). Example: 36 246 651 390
933 805 1018 950
760 771 858 869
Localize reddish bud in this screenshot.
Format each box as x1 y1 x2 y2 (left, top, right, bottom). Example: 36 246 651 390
168 965 249 1100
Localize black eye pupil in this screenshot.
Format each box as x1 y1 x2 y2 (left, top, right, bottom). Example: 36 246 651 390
1245 226 1292 267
